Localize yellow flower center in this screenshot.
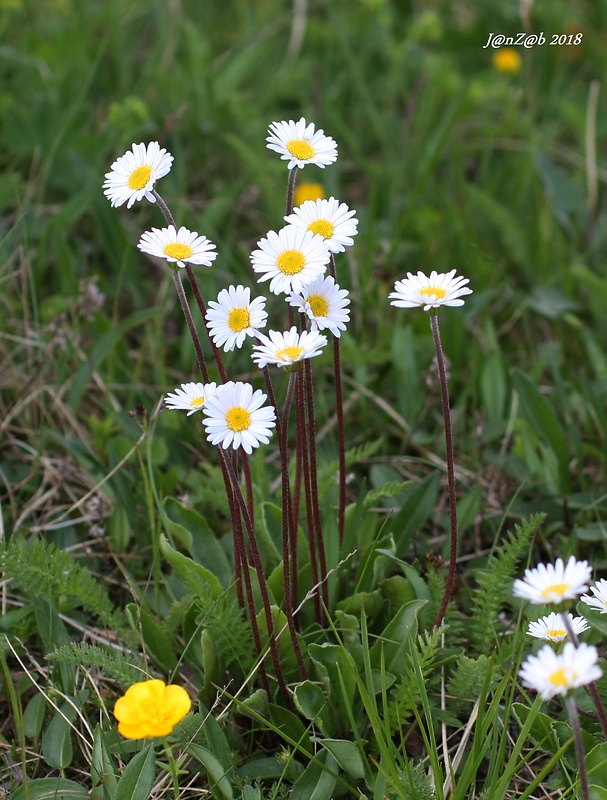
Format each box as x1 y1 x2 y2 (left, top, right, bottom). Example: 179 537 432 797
541 583 569 599
127 165 152 190
287 139 315 161
307 219 335 239
307 294 329 317
164 243 193 261
277 249 305 275
228 308 250 332
294 182 325 205
226 406 251 431
190 396 205 408
419 286 447 300
548 666 576 687
276 346 303 362
546 628 566 639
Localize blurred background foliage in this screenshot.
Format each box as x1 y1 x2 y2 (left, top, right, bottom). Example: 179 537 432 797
2 0 607 576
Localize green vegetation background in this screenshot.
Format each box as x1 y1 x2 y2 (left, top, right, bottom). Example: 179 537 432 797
2 0 607 794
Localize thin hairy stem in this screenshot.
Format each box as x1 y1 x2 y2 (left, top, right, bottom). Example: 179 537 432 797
431 313 458 629
285 166 298 216
172 271 210 382
564 696 589 800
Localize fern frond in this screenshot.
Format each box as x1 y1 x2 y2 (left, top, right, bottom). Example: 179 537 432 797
316 439 384 501
446 654 500 721
469 514 545 652
4 537 130 638
46 642 145 689
363 481 412 510
389 626 444 731
195 595 255 674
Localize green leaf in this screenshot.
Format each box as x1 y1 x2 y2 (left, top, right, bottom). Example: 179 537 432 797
587 743 607 785
163 498 232 588
42 703 77 770
511 703 559 755
91 725 118 795
315 738 366 780
187 744 234 800
12 778 90 800
23 693 46 739
159 534 223 600
589 787 607 800
293 681 332 736
512 370 570 493
126 604 178 672
114 743 156 800
369 599 427 675
290 750 338 800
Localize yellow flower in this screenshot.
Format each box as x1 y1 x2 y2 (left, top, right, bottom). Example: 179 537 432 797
492 48 522 74
294 182 325 206
114 679 192 739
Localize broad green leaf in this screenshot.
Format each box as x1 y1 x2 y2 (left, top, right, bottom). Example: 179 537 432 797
187 744 234 800
163 497 232 588
290 750 339 800
511 703 559 754
42 702 78 770
308 644 358 728
12 778 90 800
91 725 118 795
587 743 607 785
23 693 46 739
126 604 177 672
114 743 156 800
159 534 223 600
589 787 607 800
315 738 366 780
293 681 332 736
369 599 426 675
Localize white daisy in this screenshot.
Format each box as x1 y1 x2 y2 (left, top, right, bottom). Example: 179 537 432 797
164 382 218 415
284 198 358 254
251 225 330 295
103 142 173 208
205 285 268 352
513 557 592 605
252 327 327 371
266 117 338 170
138 225 217 269
389 269 472 312
581 578 607 614
287 275 350 337
202 382 276 455
527 612 590 642
519 642 602 701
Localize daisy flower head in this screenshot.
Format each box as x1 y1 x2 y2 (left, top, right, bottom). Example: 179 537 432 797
266 118 338 170
252 327 327 372
389 269 472 313
251 225 331 295
527 612 590 643
138 225 217 269
513 557 592 605
284 197 358 254
287 275 350 337
164 382 218 415
202 381 276 455
519 642 602 701
205 285 268 352
581 578 607 614
103 142 173 209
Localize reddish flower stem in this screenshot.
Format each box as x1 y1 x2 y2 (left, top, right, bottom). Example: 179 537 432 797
328 253 347 543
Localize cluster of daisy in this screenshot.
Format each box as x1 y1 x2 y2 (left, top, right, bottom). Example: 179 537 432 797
103 117 358 454
513 556 607 701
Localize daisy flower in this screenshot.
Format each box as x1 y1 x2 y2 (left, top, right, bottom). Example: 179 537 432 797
581 578 607 614
266 117 338 170
389 269 472 312
284 198 358 254
519 642 602 701
513 557 592 605
252 327 327 371
138 225 217 269
287 275 350 337
205 285 267 351
527 612 590 643
103 142 173 209
202 382 276 454
251 226 330 295
164 382 218 415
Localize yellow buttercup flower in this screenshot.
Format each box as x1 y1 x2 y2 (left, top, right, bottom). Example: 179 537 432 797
294 182 325 206
492 47 521 74
114 679 192 739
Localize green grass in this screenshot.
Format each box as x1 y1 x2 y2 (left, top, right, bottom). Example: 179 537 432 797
2 0 607 797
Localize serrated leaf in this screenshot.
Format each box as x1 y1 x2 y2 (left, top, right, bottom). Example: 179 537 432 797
159 534 223 600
